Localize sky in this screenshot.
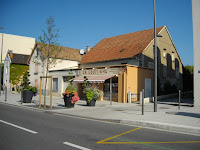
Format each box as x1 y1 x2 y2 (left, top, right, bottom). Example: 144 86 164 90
0 0 193 66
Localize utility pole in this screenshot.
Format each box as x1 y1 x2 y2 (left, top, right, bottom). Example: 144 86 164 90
0 27 4 96
154 0 157 112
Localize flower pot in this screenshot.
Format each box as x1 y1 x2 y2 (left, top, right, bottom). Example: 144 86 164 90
64 95 74 108
23 90 33 103
87 99 96 106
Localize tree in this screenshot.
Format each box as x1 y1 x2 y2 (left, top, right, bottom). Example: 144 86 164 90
183 65 193 91
21 71 30 89
38 16 61 107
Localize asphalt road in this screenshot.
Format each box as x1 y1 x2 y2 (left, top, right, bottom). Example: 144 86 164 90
0 103 200 150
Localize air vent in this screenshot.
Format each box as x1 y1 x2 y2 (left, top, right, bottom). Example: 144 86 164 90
120 49 125 52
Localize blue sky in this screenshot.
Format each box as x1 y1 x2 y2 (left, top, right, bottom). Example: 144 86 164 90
0 0 193 65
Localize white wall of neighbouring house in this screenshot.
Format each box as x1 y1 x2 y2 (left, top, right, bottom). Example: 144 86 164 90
49 59 79 71
0 33 35 61
29 47 80 97
29 48 46 94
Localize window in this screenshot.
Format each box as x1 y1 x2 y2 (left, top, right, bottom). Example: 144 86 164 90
163 48 167 58
35 79 38 89
172 51 175 62
35 63 38 74
53 78 58 92
6 66 8 75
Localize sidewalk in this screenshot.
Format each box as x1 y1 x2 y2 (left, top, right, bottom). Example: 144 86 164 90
0 92 200 136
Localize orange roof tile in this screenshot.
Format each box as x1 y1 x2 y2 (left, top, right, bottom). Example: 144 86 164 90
81 26 164 64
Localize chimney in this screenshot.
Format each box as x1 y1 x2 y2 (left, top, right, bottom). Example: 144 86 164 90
85 46 91 53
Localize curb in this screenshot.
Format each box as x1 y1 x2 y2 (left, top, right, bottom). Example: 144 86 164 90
119 120 200 136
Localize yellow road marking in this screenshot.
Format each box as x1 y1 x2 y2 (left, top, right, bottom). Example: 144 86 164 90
97 127 200 144
98 141 200 144
96 127 141 143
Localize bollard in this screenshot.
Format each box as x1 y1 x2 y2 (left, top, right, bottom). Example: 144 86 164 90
5 86 7 102
110 78 112 105
142 89 144 115
21 86 23 104
178 90 181 109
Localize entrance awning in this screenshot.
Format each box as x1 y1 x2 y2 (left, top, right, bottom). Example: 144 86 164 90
73 75 115 83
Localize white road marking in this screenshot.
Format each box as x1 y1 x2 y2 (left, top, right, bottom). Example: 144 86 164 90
0 120 38 134
63 142 91 150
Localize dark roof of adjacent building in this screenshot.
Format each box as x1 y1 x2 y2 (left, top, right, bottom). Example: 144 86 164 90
27 43 82 64
81 26 164 64
11 53 29 65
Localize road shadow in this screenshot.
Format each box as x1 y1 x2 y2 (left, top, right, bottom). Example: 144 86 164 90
166 112 200 118
158 98 193 107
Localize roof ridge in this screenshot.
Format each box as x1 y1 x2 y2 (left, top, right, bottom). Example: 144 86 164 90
103 26 165 40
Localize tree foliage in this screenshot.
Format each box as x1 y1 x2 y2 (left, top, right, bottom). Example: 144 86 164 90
183 65 193 91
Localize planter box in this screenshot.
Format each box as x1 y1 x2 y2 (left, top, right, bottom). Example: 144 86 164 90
23 91 33 103
87 99 96 106
64 95 74 108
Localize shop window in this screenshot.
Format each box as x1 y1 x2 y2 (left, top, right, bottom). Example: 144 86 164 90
53 78 58 92
103 77 118 101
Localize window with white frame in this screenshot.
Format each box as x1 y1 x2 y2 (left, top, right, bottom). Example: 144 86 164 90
53 78 58 92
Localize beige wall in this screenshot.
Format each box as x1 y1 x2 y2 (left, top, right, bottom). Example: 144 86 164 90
143 27 183 74
0 33 35 60
137 67 154 98
142 26 183 91
118 66 153 103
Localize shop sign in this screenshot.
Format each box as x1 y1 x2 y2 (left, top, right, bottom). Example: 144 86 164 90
78 68 121 75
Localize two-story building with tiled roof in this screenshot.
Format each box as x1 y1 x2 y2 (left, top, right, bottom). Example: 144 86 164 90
76 26 183 103
27 43 82 96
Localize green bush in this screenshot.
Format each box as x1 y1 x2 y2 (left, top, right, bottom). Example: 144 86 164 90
85 90 94 103
24 86 37 94
84 87 103 102
164 81 178 94
93 88 103 100
65 84 77 92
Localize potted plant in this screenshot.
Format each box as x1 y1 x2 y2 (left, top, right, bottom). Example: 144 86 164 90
21 71 37 103
23 86 37 103
84 87 103 106
62 84 80 108
85 90 95 106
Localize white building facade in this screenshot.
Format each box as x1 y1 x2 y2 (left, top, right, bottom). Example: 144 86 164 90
28 43 82 97
0 33 35 61
192 0 200 108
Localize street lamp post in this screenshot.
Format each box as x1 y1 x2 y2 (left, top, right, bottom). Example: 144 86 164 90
154 0 157 112
0 27 4 96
